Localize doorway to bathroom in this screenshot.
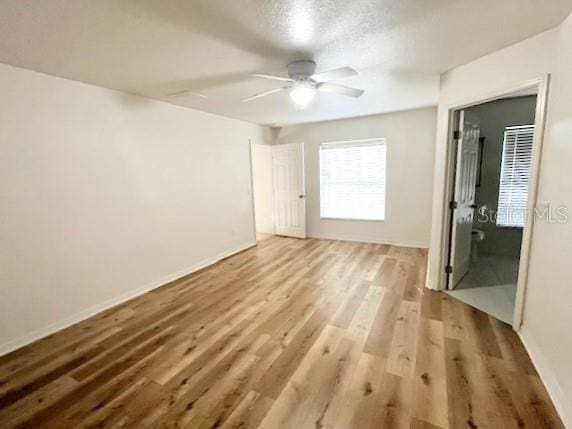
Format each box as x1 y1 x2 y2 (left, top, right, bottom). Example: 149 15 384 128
445 87 539 324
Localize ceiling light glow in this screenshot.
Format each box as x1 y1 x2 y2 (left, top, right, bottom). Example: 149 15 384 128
288 2 314 46
289 81 316 109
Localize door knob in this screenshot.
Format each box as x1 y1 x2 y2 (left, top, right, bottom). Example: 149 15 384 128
299 195 305 198
469 204 477 208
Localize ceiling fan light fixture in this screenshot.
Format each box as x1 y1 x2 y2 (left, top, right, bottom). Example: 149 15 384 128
289 81 316 109
245 61 362 107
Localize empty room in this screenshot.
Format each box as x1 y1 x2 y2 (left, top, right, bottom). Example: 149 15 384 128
1 1 571 428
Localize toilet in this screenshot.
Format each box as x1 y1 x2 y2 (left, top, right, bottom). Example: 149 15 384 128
471 229 485 261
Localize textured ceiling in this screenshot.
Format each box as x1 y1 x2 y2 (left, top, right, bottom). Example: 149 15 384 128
0 0 570 125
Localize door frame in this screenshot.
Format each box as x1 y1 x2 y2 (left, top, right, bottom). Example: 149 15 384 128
436 75 550 330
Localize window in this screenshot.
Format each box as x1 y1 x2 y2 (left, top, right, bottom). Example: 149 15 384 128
496 125 535 227
319 139 386 221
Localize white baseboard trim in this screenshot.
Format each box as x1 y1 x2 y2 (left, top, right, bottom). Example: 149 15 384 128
0 240 257 357
307 233 428 249
519 325 572 428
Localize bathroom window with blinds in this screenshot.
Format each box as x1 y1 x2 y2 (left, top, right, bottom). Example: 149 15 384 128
496 125 535 228
319 139 386 221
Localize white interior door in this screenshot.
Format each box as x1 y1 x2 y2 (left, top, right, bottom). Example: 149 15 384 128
450 110 480 288
272 143 306 238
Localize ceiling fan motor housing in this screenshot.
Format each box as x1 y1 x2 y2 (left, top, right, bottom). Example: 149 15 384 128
287 60 316 81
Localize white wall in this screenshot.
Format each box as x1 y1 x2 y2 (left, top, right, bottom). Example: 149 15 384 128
0 63 269 354
428 21 572 425
276 108 437 248
520 14 572 426
251 143 274 234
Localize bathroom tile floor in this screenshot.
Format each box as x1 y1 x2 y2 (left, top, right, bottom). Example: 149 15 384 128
447 256 519 324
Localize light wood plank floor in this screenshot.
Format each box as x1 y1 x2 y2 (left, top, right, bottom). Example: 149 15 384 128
0 236 563 428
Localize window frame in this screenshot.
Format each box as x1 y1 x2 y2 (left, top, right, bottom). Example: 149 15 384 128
318 138 387 222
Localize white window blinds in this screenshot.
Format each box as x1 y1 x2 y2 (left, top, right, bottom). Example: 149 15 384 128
496 125 535 228
319 139 386 221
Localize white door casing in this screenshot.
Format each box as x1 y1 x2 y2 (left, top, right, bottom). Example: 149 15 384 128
272 143 306 238
450 110 480 288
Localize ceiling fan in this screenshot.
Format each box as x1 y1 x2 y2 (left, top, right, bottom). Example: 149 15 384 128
242 61 364 109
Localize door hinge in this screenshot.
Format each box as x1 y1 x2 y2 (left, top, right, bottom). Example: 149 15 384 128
445 265 453 274
449 201 458 210
453 130 463 140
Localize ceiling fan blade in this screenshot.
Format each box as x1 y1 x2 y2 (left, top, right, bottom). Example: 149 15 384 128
251 73 295 83
317 82 364 98
312 67 358 82
166 89 208 99
241 86 289 102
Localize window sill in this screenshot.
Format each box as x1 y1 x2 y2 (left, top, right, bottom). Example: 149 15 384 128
320 217 385 223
